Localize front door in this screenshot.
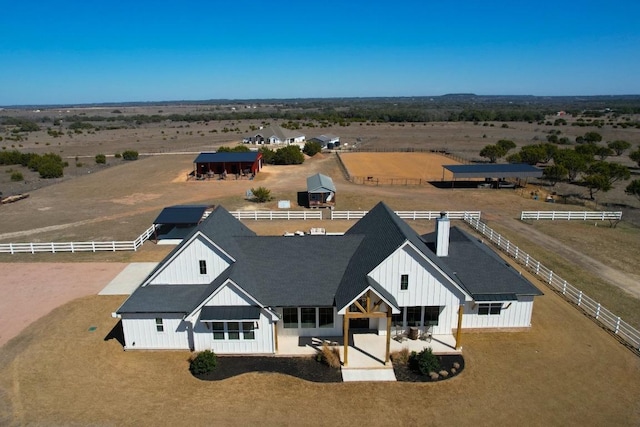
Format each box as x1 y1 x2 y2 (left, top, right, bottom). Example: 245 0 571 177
349 318 370 330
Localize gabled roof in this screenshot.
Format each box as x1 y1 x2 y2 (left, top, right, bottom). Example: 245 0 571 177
422 227 543 300
153 205 210 225
307 173 336 193
245 125 304 141
194 152 260 164
117 284 211 313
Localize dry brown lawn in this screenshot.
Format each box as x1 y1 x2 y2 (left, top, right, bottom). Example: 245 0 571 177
339 152 460 181
1 279 639 425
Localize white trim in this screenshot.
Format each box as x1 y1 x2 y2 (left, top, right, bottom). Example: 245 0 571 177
337 285 400 315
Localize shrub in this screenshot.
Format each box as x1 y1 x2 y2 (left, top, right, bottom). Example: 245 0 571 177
251 186 273 203
76 162 83 167
10 171 23 181
391 348 411 365
38 159 64 178
411 347 440 376
122 150 139 161
303 141 322 156
316 343 341 368
95 154 106 164
189 350 217 375
114 152 122 158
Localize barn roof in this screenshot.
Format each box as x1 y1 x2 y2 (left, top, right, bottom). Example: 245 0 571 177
194 152 260 164
153 205 210 225
443 163 543 178
307 173 336 193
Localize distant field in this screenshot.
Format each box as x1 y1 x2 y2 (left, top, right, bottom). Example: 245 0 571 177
339 152 461 182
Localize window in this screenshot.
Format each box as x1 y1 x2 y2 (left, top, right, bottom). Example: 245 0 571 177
424 306 441 326
392 311 404 327
199 260 207 275
400 274 409 290
319 307 334 328
155 318 164 332
478 303 502 316
300 307 317 328
212 322 224 340
283 307 298 328
406 306 422 326
242 322 255 340
227 322 240 340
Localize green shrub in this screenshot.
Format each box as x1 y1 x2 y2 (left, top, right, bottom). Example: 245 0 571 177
251 186 273 203
114 152 122 158
189 350 217 375
122 150 139 161
303 141 322 156
95 154 106 164
10 171 23 182
411 347 440 375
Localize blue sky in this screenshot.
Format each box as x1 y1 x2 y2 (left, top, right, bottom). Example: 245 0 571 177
1 0 639 105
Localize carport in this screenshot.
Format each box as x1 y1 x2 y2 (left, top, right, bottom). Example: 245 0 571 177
442 164 543 188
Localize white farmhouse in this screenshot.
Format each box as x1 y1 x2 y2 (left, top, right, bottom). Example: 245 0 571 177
115 203 542 365
242 125 305 146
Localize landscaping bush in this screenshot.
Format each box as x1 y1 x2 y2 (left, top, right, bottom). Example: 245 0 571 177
114 152 122 158
390 348 411 365
122 150 138 161
316 343 341 368
251 186 273 203
10 171 23 181
411 347 440 375
95 154 106 164
303 141 322 156
189 350 217 375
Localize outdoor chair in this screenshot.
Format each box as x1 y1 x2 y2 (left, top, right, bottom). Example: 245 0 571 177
420 326 433 342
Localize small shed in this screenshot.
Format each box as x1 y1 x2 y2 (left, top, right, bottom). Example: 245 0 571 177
153 205 214 244
193 152 262 179
307 173 336 209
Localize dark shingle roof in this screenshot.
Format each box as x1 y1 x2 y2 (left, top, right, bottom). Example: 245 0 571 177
443 163 543 178
153 205 210 225
117 284 211 313
422 226 543 300
194 152 260 164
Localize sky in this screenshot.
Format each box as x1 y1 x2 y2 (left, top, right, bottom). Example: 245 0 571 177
1 0 639 105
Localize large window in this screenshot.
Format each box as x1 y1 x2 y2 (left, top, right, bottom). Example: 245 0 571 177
406 306 422 327
242 322 255 340
300 308 317 328
478 303 502 315
319 307 334 328
155 318 164 332
199 260 207 275
400 274 409 291
227 322 240 340
283 308 298 328
212 322 224 340
424 306 441 326
391 312 404 328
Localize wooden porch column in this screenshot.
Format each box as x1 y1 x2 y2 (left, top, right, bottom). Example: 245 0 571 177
455 304 464 349
273 322 278 353
343 312 349 366
385 306 392 365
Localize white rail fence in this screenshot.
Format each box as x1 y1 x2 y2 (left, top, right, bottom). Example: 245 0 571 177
521 211 623 221
229 210 323 220
332 210 482 220
0 225 157 254
463 215 640 354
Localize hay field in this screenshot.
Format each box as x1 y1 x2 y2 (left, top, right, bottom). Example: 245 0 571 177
339 152 460 182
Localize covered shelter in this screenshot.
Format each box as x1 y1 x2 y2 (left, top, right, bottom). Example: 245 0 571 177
153 205 214 244
442 164 543 188
193 152 262 179
306 173 336 209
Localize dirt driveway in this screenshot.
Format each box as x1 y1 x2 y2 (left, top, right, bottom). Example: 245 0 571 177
0 263 126 347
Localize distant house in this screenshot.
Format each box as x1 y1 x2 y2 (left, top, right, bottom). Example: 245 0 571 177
242 125 305 146
306 173 336 209
193 152 262 178
115 203 542 365
308 134 340 148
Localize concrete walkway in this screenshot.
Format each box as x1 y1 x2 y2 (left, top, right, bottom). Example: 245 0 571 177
99 262 158 295
341 368 396 382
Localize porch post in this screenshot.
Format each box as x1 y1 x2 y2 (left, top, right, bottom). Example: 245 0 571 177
385 306 392 365
455 304 464 350
343 312 349 366
273 322 278 353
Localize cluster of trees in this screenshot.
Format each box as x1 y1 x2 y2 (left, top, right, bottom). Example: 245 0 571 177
302 141 322 156
0 150 66 178
479 139 516 162
1 118 40 132
258 145 304 165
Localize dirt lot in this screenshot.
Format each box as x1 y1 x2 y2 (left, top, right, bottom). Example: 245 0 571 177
340 152 460 181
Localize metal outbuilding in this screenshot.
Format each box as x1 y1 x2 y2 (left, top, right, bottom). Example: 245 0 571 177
306 173 336 209
442 163 543 187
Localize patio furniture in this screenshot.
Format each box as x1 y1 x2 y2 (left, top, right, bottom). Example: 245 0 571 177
420 326 433 342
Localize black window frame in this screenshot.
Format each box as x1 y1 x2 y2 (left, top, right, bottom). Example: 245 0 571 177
199 260 207 275
283 307 298 328
400 274 409 291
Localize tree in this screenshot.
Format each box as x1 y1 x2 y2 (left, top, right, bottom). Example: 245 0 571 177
583 132 602 143
95 154 106 164
543 164 568 186
607 140 631 156
582 161 631 199
250 186 273 203
553 149 588 181
625 180 640 201
479 144 506 163
273 145 304 165
507 144 547 165
630 148 640 167
122 150 139 160
496 139 516 152
258 146 275 164
595 146 614 161
303 141 322 156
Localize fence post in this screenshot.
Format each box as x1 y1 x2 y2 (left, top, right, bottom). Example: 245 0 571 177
595 303 601 319
548 271 553 284
562 280 567 295
578 291 583 306
525 254 530 267
535 261 540 275
112 241 116 252
10 243 14 255
615 317 621 334
51 243 55 254
30 243 34 254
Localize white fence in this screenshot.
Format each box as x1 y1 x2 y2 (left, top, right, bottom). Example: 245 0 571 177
0 225 157 254
229 210 323 220
332 210 482 221
521 211 623 221
463 215 640 354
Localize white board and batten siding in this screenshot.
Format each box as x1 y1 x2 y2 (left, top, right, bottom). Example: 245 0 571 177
462 296 535 329
149 235 232 285
121 313 190 350
367 243 466 335
192 282 274 354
